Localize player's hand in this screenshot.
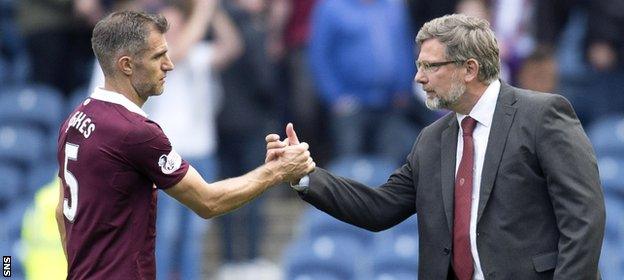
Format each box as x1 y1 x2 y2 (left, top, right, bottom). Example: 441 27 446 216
265 134 288 163
272 142 315 182
265 123 301 162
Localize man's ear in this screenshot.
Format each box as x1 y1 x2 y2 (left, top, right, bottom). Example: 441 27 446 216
118 56 133 76
464 58 479 83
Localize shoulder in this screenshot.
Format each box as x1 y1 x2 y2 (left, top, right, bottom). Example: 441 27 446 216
506 85 571 108
421 111 455 134
97 102 164 145
124 118 167 146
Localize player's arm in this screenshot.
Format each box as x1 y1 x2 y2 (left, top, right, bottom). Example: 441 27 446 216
55 179 68 261
165 143 315 219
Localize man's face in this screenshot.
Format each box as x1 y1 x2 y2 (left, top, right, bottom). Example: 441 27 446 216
414 39 466 110
131 27 174 99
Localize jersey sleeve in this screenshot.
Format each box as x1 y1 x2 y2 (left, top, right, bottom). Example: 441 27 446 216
123 119 189 189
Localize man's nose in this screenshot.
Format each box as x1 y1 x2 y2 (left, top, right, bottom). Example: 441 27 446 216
415 69 427 84
164 56 174 71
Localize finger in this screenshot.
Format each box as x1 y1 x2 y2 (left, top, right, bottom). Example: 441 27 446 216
297 142 309 151
286 122 300 145
266 140 287 150
294 150 312 164
265 134 281 143
306 160 316 173
265 149 285 162
283 142 308 153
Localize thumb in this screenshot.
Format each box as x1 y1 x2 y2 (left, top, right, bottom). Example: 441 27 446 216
286 122 300 145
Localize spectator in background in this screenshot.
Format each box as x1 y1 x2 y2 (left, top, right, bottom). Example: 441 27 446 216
517 47 558 93
456 0 537 85
267 0 330 165
0 0 28 85
533 0 624 126
586 0 624 120
17 0 94 96
216 0 280 270
407 0 459 35
533 0 598 124
309 0 418 162
489 0 536 84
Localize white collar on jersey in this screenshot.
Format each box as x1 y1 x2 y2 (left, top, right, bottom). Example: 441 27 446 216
90 87 148 117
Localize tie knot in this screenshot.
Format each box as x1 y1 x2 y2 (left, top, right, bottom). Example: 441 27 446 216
461 116 477 136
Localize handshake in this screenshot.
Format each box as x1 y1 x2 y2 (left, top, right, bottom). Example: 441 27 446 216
264 123 315 184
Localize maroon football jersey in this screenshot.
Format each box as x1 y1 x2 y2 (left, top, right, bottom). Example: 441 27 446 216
57 88 189 279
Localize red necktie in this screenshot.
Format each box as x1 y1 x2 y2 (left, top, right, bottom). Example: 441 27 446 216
453 116 477 280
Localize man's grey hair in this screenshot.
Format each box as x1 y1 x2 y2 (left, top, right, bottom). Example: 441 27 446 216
416 14 500 83
91 11 169 76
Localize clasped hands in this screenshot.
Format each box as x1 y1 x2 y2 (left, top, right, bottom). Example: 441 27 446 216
265 123 315 183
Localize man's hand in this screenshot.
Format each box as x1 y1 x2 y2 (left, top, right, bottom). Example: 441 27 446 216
265 123 301 162
264 123 314 182
267 142 315 182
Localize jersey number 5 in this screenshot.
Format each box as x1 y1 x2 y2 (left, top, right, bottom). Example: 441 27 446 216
63 143 79 222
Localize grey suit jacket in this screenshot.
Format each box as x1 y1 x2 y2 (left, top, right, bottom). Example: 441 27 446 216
301 83 605 279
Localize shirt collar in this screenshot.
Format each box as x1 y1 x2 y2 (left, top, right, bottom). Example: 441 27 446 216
90 87 148 117
456 79 501 128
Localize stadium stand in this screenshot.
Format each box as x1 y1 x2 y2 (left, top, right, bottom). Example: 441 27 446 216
588 115 624 156
0 125 46 170
284 235 366 280
0 84 64 134
371 217 419 280
326 154 399 187
300 207 374 248
0 163 22 206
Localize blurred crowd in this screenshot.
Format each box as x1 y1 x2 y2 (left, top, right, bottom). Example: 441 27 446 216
1 0 623 279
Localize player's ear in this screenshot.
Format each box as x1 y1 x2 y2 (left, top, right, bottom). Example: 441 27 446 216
118 56 133 76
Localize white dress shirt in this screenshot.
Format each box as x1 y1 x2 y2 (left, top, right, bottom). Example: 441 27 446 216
455 80 500 280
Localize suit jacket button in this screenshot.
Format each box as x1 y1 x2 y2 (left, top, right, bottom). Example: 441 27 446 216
443 247 450 255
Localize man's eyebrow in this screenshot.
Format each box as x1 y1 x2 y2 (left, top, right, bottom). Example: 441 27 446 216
153 49 168 58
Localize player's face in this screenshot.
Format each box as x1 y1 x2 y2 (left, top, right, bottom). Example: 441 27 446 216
132 27 174 99
414 39 466 110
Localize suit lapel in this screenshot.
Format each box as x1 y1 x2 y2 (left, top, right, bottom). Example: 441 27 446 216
441 116 458 232
477 83 518 223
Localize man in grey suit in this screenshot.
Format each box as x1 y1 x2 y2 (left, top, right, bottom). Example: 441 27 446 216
266 14 605 279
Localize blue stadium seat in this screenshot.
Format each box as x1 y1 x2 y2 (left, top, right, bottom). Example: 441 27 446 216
598 156 624 196
300 207 374 248
391 215 418 236
372 217 419 280
0 84 65 134
0 163 23 207
66 86 90 116
326 154 399 187
600 235 624 280
6 197 29 241
26 160 57 196
588 115 624 156
604 195 624 242
284 235 366 280
0 125 46 169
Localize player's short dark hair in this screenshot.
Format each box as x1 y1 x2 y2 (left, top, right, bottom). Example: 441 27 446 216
91 11 169 76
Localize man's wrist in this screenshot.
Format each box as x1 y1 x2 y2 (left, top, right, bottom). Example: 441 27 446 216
290 175 310 191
